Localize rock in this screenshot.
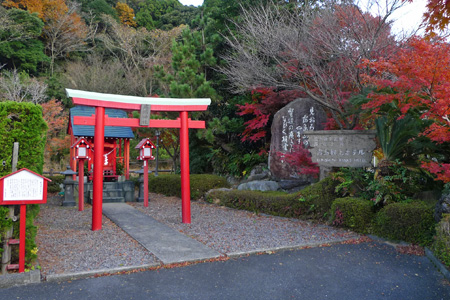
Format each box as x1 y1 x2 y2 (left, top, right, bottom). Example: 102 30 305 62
237 180 280 192
226 176 241 188
247 163 271 182
204 188 233 202
268 98 327 181
278 180 311 193
435 193 450 223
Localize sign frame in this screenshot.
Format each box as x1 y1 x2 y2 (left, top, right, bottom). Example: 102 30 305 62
0 168 51 205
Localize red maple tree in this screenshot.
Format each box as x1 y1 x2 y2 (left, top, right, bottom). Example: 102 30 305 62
41 99 70 162
360 37 450 182
237 88 306 143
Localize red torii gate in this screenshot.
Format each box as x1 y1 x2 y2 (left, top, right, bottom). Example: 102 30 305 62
66 89 211 231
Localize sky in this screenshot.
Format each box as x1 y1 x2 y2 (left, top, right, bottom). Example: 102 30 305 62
377 0 428 35
179 0 203 6
178 0 428 34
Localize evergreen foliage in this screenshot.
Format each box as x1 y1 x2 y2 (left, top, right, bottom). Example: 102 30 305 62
206 178 338 221
148 174 230 200
0 101 47 176
432 214 450 268
373 201 435 245
156 26 216 99
330 197 375 233
0 8 47 73
0 101 46 268
85 0 118 22
135 0 182 30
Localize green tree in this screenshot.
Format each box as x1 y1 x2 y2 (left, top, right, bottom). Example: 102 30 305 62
157 5 199 30
0 8 47 73
155 26 217 172
83 0 118 23
156 26 216 99
135 0 181 30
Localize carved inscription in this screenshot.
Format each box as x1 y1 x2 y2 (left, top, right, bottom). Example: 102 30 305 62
305 130 376 168
269 98 327 180
280 107 315 154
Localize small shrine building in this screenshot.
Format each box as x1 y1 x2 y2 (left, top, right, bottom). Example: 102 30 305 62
68 106 135 180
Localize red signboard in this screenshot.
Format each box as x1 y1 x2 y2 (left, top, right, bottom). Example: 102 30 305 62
0 168 50 273
0 168 50 205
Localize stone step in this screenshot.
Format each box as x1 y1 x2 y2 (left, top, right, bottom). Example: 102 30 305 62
102 189 124 198
102 197 125 203
89 189 124 199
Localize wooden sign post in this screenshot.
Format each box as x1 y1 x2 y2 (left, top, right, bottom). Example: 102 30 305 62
0 169 50 273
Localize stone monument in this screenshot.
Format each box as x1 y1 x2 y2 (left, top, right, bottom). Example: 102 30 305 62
268 98 327 190
304 130 377 179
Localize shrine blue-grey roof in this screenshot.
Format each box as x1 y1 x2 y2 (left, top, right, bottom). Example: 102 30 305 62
70 106 134 139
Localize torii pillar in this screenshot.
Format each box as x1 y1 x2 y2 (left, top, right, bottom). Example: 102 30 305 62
66 89 210 231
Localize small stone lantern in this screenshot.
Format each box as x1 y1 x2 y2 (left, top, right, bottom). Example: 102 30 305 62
60 166 77 207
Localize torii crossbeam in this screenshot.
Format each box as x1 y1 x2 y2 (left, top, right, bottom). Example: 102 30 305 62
66 89 211 231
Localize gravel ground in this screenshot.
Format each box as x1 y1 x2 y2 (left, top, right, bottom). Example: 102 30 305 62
35 196 159 277
128 193 360 254
36 193 360 276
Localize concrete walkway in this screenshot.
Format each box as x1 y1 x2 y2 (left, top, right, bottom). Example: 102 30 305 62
102 203 221 264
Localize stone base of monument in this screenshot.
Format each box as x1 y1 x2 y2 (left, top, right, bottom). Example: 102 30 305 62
277 180 312 193
237 180 281 192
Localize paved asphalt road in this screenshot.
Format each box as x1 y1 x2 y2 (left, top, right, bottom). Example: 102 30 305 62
1 242 449 300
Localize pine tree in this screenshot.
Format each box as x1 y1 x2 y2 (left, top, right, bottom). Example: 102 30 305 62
156 27 216 99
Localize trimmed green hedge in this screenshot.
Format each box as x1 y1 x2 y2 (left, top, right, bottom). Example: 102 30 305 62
47 175 64 193
149 174 230 200
0 101 47 177
330 197 375 233
432 214 450 268
206 178 338 221
373 201 435 245
12 204 39 267
298 177 338 219
0 101 47 269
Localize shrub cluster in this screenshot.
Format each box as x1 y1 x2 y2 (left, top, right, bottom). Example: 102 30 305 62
0 101 47 269
206 189 303 218
206 178 338 221
11 204 40 266
330 197 374 234
432 214 450 267
373 201 435 245
47 175 64 193
149 174 230 200
0 101 47 177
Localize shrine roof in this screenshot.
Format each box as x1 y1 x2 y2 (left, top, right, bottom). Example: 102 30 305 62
135 138 156 149
70 106 135 139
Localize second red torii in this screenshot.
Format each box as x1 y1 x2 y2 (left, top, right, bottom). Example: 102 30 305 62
66 88 211 231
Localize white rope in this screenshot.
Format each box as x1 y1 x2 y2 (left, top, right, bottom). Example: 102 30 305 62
90 147 117 165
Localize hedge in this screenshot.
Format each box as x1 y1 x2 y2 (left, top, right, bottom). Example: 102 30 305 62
330 197 375 233
432 214 450 268
0 101 47 269
206 178 338 221
373 201 435 245
47 175 64 193
0 101 47 177
149 174 230 200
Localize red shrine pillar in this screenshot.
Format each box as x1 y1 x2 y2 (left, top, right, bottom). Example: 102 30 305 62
180 111 191 223
93 107 105 231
